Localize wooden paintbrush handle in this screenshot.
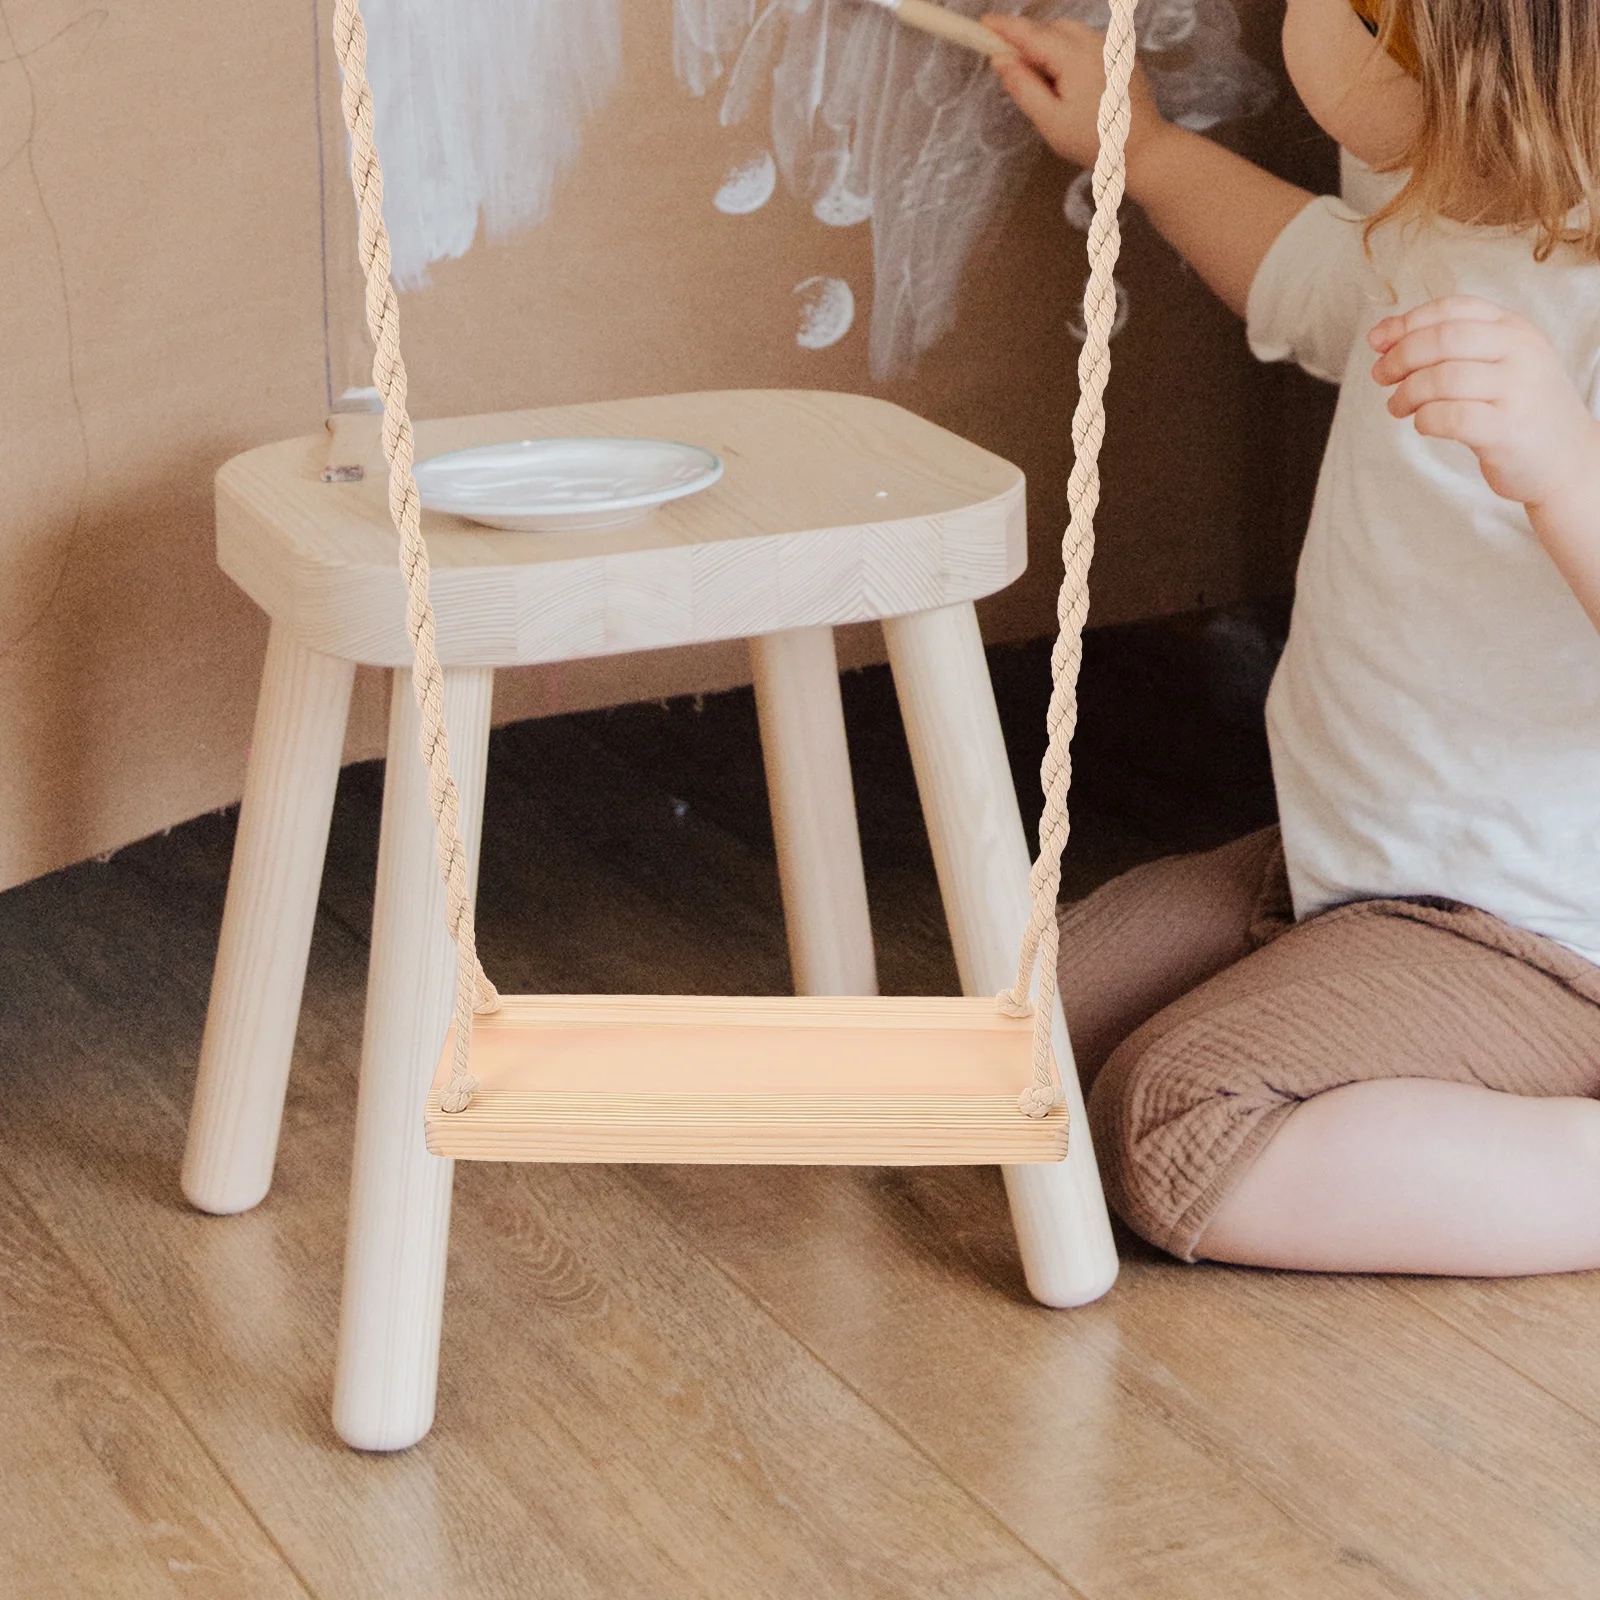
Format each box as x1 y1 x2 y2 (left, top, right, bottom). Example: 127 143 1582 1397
890 0 1016 58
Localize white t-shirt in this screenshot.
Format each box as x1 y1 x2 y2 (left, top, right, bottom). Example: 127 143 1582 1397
1247 195 1600 964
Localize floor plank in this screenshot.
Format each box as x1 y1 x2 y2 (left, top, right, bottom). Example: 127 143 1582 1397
634 1160 1600 1600
0 1169 311 1600
1396 1273 1600 1430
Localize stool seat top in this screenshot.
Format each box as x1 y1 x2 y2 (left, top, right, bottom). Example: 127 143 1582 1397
218 389 1026 667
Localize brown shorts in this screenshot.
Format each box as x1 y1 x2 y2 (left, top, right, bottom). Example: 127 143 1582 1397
1057 827 1600 1263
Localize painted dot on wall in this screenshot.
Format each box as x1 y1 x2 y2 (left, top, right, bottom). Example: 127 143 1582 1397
1064 170 1096 232
813 169 873 227
1140 0 1200 52
1063 169 1132 234
1066 279 1131 345
794 276 856 350
714 149 777 214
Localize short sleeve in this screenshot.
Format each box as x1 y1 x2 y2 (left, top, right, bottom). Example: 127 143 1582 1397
1246 196 1385 384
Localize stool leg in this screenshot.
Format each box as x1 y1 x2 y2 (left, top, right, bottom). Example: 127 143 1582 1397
182 624 356 1215
883 603 1119 1308
333 665 494 1451
749 627 878 997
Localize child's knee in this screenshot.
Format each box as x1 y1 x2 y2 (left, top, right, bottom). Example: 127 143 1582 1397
1056 826 1283 1085
1087 1006 1298 1261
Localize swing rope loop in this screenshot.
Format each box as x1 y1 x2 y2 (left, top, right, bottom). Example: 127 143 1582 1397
1002 0 1138 1117
331 0 499 1115
329 0 1136 1125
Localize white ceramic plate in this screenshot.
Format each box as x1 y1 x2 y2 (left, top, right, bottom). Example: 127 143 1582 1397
413 437 724 532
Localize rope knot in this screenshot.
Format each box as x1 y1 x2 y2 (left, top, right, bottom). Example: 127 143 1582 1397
1017 1083 1063 1120
439 1073 479 1115
995 988 1033 1020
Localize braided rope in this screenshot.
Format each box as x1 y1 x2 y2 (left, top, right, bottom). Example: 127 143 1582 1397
331 0 499 1115
1002 0 1139 1118
327 0 1134 1126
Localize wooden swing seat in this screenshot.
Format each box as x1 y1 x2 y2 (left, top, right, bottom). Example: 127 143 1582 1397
425 994 1069 1164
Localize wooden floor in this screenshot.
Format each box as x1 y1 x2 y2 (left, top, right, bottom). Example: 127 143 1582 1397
5 615 1599 1599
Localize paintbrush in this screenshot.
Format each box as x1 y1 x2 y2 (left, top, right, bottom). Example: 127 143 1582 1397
860 0 1017 59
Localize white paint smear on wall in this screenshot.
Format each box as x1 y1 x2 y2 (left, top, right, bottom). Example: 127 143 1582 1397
362 0 622 288
794 275 855 348
674 0 1273 376
674 0 759 97
715 149 778 213
357 0 1269 356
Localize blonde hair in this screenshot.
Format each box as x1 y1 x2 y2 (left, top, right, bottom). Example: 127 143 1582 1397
1366 0 1600 261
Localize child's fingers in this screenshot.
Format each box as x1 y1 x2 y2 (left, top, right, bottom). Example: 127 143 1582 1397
1371 320 1511 386
982 14 1097 80
980 13 1050 72
1409 399 1499 451
1368 295 1511 352
1387 360 1502 419
990 53 1066 124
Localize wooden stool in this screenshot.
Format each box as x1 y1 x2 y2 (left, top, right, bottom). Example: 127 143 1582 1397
181 390 1118 1451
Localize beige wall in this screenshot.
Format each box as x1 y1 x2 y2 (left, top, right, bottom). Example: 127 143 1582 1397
0 0 1336 892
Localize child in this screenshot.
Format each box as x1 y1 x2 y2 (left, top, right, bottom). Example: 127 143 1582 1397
983 0 1600 1275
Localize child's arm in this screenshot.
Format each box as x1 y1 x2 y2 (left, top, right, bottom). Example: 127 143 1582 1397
1372 299 1600 631
984 15 1313 319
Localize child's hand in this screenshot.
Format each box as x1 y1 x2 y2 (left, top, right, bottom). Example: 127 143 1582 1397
983 14 1166 174
1370 297 1600 510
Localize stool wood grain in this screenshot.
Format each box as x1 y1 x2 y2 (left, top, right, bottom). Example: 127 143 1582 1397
216 390 1027 667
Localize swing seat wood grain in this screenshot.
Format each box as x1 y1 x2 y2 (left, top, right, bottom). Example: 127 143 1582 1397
424 995 1069 1163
